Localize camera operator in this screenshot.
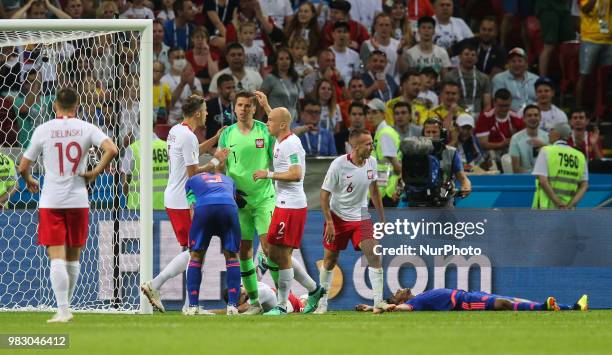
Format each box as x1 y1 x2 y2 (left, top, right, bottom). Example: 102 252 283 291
399 118 471 208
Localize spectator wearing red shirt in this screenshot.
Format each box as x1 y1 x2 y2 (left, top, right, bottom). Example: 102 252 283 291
475 88 525 158
185 27 220 95
406 0 435 21
567 108 603 161
321 0 369 51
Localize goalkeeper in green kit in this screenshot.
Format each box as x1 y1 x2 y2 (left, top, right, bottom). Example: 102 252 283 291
218 91 278 315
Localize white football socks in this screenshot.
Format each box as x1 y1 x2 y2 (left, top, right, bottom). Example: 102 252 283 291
292 257 317 293
277 268 294 309
369 267 384 305
50 259 69 313
319 267 332 304
151 250 190 290
66 261 80 302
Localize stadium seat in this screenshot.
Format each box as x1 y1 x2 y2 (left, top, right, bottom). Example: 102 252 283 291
595 65 612 119
559 41 581 101
154 123 171 141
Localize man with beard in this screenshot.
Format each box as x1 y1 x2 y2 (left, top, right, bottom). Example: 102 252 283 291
509 104 549 173
451 16 507 77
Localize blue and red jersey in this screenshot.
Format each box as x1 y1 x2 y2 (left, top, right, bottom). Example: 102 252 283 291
185 172 237 208
404 289 497 311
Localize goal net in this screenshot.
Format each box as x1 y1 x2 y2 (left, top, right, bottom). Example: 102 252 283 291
0 20 153 313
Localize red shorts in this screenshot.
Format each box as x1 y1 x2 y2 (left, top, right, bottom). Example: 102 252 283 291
323 212 374 252
267 207 307 249
166 208 192 247
38 208 89 247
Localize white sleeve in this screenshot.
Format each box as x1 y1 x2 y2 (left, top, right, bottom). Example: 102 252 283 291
283 0 292 16
183 135 199 166
459 18 474 39
284 140 302 166
257 282 277 311
23 126 42 162
379 133 398 157
531 148 549 177
208 72 220 94
370 157 378 180
193 78 203 93
582 163 589 181
321 160 339 192
120 146 134 174
440 48 452 68
90 124 111 147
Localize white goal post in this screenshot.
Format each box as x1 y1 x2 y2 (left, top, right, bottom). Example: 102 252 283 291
0 20 153 314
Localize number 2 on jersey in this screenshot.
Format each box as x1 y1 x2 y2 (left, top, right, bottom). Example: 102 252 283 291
54 141 82 176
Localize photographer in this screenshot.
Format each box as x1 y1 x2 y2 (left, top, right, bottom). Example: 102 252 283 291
399 118 471 208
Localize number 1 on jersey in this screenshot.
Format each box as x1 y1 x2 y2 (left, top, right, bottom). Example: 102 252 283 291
54 141 82 176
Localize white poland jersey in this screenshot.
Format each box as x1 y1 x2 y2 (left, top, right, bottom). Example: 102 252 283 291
23 117 109 208
164 123 199 209
273 133 306 209
321 154 377 221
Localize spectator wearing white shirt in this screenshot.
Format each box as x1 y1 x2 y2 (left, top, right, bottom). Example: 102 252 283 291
238 21 266 74
120 0 154 19
360 12 400 80
330 21 361 87
156 0 175 21
160 48 203 125
400 16 451 77
348 0 382 31
208 43 263 95
432 0 473 54
520 77 567 133
258 0 292 28
153 20 171 74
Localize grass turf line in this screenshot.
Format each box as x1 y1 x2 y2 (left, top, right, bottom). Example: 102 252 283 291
0 311 611 355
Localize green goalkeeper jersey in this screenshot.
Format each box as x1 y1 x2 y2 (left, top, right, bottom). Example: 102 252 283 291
219 120 275 205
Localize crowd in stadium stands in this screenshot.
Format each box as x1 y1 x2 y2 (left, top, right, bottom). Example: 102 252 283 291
0 1 610 185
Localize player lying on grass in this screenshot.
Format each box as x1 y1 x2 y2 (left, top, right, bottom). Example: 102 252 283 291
183 165 244 316
355 288 589 312
207 282 306 315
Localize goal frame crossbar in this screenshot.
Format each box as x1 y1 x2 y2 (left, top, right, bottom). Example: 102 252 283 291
0 19 154 314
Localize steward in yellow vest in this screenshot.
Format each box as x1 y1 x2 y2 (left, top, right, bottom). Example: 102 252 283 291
532 123 588 209
122 134 169 210
366 99 402 207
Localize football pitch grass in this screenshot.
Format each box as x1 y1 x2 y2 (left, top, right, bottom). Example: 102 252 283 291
1 311 611 354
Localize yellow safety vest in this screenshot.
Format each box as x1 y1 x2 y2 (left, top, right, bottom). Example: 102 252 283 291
128 139 169 210
532 144 586 209
373 124 402 198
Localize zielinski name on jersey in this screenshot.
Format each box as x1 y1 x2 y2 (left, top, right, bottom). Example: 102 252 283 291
51 129 83 138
